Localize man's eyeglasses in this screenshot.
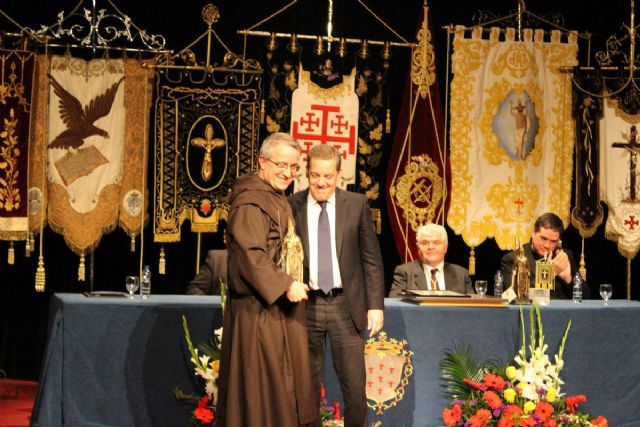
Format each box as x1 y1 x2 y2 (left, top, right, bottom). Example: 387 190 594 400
266 158 301 173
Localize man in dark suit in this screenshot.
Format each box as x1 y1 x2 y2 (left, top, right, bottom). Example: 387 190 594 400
501 212 590 299
186 249 228 295
388 223 473 297
289 144 385 427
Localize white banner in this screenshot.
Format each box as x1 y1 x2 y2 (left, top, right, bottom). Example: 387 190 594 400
448 27 578 250
290 65 358 190
600 103 640 258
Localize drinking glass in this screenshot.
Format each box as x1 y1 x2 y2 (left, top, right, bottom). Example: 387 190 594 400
474 280 488 297
599 284 612 306
125 276 139 298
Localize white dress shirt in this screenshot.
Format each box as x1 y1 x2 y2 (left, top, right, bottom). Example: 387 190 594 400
307 193 342 290
422 261 445 290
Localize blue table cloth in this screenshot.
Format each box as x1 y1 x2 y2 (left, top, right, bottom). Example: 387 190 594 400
31 294 640 426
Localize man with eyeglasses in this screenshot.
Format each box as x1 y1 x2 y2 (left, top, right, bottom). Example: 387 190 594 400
500 212 589 299
217 132 318 427
388 223 473 297
289 144 385 427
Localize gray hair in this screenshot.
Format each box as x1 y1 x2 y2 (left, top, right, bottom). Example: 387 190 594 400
416 223 448 245
307 144 342 171
260 133 301 159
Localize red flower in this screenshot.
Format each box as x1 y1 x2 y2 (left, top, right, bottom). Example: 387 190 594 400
194 407 215 424
544 419 557 427
565 395 587 414
442 403 463 427
483 373 506 391
197 395 210 408
498 405 523 427
468 409 492 427
534 401 554 422
519 416 538 427
333 402 341 420
464 378 486 391
592 416 609 427
320 383 326 400
483 390 502 409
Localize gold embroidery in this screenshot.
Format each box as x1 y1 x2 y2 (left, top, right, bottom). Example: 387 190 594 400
0 108 21 211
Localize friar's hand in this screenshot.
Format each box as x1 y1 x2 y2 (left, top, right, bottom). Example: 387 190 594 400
286 281 308 303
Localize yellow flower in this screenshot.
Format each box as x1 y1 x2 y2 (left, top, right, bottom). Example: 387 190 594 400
523 401 536 414
505 365 517 380
210 359 220 374
503 388 516 403
546 388 557 403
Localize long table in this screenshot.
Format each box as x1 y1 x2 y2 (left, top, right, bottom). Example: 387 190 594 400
31 294 640 426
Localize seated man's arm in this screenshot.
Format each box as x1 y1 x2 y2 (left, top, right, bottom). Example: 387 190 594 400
186 253 216 295
500 251 515 289
388 265 410 297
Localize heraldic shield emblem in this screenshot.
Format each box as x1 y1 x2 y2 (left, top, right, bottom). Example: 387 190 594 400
365 332 414 414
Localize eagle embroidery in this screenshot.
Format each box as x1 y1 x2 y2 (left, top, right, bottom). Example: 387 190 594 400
48 74 125 150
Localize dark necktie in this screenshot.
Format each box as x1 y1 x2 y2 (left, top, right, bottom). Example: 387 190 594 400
430 268 438 291
317 201 334 293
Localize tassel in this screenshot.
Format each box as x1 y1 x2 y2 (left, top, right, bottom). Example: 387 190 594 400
385 108 391 134
30 233 35 253
35 255 46 292
130 234 136 252
260 99 265 124
159 245 166 275
579 238 587 281
78 254 86 282
8 241 15 265
25 237 31 257
469 247 476 276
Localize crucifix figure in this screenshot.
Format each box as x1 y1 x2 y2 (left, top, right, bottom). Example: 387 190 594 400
612 125 640 201
190 123 226 181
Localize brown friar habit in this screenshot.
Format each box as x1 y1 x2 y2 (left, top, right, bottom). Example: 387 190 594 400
217 174 318 427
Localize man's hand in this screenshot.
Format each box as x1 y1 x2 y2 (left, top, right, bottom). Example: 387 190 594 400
367 309 384 336
553 250 572 283
286 281 309 303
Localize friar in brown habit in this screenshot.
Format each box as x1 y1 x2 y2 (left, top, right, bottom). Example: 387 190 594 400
216 133 318 427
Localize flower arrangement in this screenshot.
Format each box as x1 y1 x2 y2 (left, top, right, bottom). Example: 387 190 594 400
174 279 226 426
320 383 344 426
440 304 609 427
176 316 222 426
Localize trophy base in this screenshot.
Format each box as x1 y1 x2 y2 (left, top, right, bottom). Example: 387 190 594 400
513 297 532 305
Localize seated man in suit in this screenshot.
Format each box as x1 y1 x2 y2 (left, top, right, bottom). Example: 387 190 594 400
186 249 228 295
389 223 473 297
500 212 590 299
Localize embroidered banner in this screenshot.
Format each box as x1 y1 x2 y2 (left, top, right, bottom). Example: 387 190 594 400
45 56 151 254
571 75 604 237
291 65 359 190
599 102 640 258
153 66 262 242
386 5 448 263
0 49 35 241
448 27 578 250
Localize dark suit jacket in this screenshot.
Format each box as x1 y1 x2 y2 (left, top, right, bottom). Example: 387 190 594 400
501 242 589 299
186 249 228 295
388 260 473 297
289 188 385 332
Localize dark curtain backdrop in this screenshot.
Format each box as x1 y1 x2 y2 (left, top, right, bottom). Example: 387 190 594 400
0 0 637 380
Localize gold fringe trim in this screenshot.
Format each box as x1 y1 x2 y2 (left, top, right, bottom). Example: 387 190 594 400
35 255 45 292
78 254 85 282
159 245 166 275
8 241 15 265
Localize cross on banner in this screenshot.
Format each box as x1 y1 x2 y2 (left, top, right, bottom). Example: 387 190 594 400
612 125 640 201
290 66 359 191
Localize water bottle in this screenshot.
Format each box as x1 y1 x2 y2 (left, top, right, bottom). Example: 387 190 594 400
141 265 152 299
494 270 504 298
572 272 583 304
